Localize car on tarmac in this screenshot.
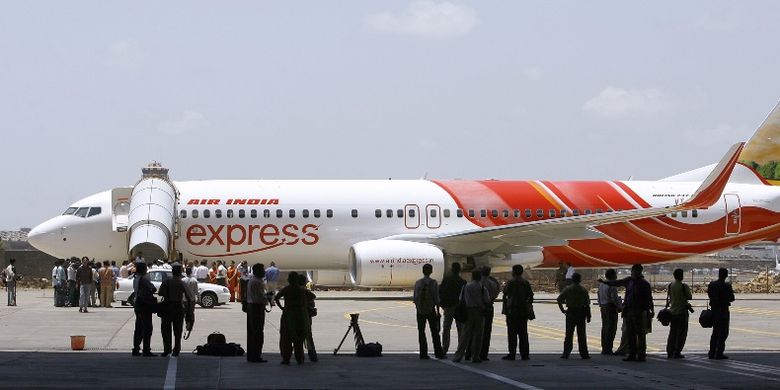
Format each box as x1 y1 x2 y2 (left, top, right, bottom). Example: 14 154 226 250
114 269 231 308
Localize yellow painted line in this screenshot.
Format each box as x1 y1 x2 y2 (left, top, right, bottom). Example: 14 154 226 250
688 321 780 337
731 307 780 317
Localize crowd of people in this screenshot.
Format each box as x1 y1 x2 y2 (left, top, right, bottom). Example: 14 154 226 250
5 255 736 363
414 262 735 363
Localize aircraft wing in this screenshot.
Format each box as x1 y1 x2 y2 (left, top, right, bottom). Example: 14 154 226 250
386 142 744 256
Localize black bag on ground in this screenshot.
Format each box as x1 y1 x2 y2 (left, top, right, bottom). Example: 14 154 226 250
195 342 245 356
699 309 714 328
356 342 382 357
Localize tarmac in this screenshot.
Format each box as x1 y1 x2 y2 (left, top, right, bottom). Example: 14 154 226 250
1 289 780 389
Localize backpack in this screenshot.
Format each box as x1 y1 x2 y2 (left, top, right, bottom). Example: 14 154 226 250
207 332 227 345
195 332 244 356
417 281 436 314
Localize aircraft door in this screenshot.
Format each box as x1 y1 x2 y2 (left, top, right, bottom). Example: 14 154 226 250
425 204 441 229
724 194 741 235
405 204 420 229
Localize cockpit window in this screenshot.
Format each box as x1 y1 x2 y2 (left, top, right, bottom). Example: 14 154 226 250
63 207 78 216
87 207 102 217
75 207 90 217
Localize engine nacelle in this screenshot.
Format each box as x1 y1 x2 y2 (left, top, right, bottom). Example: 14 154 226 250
349 240 444 287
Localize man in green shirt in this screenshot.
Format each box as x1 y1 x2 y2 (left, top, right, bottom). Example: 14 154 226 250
666 268 692 359
557 272 591 359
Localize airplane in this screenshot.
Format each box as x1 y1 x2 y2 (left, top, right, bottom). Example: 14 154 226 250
28 103 780 288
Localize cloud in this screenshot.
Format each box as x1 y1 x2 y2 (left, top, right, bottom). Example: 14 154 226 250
365 1 477 38
157 111 209 135
583 87 705 119
106 39 146 69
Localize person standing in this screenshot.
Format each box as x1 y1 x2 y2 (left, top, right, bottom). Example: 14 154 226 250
183 266 199 316
75 258 93 313
265 262 280 293
565 263 575 286
478 266 500 361
120 261 130 279
208 262 218 284
601 264 654 362
597 269 622 355
275 272 307 364
99 261 114 308
501 265 534 361
227 261 238 302
555 262 568 293
55 260 67 307
557 273 591 359
453 270 490 363
246 263 269 363
134 252 145 264
196 260 208 283
90 261 99 307
438 262 466 356
666 268 692 359
4 259 17 306
298 273 318 362
67 260 78 307
413 264 444 360
216 261 227 286
238 261 250 303
158 263 193 357
132 262 157 357
708 268 735 360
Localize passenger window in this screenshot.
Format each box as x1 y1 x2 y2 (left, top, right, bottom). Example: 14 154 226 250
250 210 258 218
480 209 487 218
289 209 296 218
215 209 222 218
227 209 234 218
536 209 543 218
397 209 404 218
87 207 102 217
560 209 567 217
327 209 333 218
572 209 580 216
468 209 475 218
180 210 187 219
671 211 678 217
303 209 310 218
192 210 199 218
263 210 270 218
75 207 89 218
431 209 437 218
525 209 532 218
238 210 245 218
203 210 211 218
585 209 592 215
549 209 556 218
443 209 451 218
386 209 393 218
513 209 520 218
692 209 698 218
276 210 283 218
351 209 358 218
409 209 416 218
375 209 382 218
456 209 463 218
491 209 498 218
681 210 688 218
314 209 321 218
502 210 509 218
63 207 78 216
596 209 603 214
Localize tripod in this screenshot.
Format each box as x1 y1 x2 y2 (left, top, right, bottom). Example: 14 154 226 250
333 313 365 355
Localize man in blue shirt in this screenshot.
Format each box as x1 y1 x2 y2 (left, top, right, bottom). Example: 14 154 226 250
265 262 280 293
600 264 654 362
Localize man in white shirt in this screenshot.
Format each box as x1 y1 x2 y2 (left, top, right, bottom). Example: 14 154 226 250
51 260 59 306
565 263 575 286
597 269 622 355
196 260 209 283
216 261 227 286
67 261 78 307
5 259 17 306
55 260 67 307
134 252 145 264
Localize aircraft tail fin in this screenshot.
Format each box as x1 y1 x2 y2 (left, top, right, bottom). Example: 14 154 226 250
737 102 780 185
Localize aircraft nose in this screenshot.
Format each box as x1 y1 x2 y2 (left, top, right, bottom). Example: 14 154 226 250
27 218 62 255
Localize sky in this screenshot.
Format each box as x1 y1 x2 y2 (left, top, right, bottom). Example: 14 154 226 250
1 1 779 230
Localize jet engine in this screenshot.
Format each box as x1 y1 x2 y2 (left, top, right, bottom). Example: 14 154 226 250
349 240 444 287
